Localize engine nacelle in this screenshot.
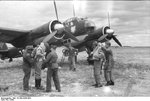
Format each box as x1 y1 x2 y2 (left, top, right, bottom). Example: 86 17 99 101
102 26 112 40
31 20 65 45
92 26 111 42
49 20 65 40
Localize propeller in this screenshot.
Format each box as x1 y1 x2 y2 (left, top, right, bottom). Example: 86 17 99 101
98 28 114 41
63 29 79 42
42 30 57 43
98 12 122 47
112 35 122 47
98 34 108 42
53 0 79 42
42 26 79 43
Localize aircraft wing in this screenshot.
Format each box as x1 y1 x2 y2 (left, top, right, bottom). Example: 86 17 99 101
0 27 29 43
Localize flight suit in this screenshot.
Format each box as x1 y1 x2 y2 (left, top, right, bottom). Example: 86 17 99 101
32 47 45 89
43 50 61 92
22 46 34 91
102 47 114 85
92 43 105 87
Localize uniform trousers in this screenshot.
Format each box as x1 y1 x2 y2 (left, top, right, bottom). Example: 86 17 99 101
23 63 31 91
93 60 103 85
46 67 60 92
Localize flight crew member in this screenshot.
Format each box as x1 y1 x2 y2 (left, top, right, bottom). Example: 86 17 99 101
66 42 77 71
32 43 49 89
92 40 98 49
43 45 61 92
92 42 105 88
102 41 114 86
22 45 34 91
87 40 98 65
31 45 44 89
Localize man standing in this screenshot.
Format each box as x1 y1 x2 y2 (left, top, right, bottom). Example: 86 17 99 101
87 40 98 65
43 45 61 92
66 42 77 71
102 41 114 86
22 45 34 91
92 42 105 88
32 42 49 89
32 45 44 90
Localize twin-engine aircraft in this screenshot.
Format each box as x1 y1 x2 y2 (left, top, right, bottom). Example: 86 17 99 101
0 0 122 62
0 17 122 62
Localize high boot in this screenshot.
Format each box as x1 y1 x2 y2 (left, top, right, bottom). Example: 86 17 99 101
109 71 114 86
37 79 44 90
95 83 102 88
105 81 111 86
109 80 114 85
35 79 38 88
37 79 41 89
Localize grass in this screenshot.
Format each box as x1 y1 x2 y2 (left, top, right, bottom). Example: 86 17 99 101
0 47 150 97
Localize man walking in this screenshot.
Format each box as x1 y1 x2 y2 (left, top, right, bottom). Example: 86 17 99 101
22 45 34 91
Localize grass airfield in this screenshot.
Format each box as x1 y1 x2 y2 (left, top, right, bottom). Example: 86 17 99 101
0 47 150 97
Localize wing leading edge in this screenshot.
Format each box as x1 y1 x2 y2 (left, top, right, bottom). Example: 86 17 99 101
0 27 29 43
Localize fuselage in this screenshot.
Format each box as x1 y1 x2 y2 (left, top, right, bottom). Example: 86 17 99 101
11 17 108 49
26 17 96 47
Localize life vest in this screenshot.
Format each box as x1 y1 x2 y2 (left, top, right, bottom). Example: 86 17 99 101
35 43 46 61
92 45 105 60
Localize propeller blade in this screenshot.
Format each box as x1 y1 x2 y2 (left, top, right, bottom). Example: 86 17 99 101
98 34 108 42
53 0 59 20
112 35 122 47
42 30 57 43
108 12 110 27
64 29 79 42
73 0 76 17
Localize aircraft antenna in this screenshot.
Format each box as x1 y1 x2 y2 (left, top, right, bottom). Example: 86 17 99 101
53 0 59 20
108 12 111 27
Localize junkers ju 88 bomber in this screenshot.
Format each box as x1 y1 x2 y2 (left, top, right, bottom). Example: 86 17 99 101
0 1 122 63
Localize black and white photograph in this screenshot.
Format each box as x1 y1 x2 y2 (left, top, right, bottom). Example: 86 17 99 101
0 0 150 99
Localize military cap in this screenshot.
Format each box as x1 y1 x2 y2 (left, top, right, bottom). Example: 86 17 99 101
25 45 34 50
105 41 111 46
93 41 98 45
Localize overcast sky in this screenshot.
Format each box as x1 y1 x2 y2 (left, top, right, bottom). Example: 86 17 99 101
0 0 150 46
